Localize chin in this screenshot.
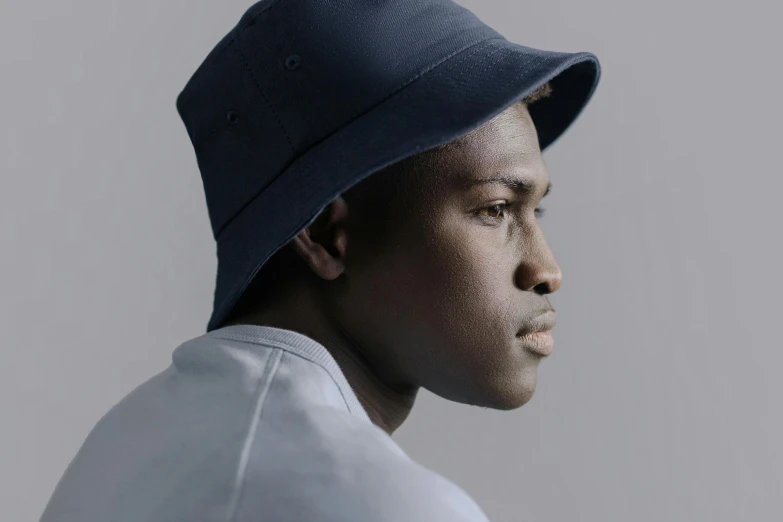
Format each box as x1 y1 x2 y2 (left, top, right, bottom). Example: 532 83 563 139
442 365 540 410
475 378 537 410
482 354 542 409
488 385 537 410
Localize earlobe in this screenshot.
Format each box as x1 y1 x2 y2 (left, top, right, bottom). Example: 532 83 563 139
289 197 350 281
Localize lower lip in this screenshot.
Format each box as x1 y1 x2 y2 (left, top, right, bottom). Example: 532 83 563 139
517 331 554 356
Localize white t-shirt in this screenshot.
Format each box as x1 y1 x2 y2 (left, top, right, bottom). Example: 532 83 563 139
38 324 490 522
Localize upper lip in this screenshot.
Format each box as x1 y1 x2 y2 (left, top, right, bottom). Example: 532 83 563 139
517 310 556 336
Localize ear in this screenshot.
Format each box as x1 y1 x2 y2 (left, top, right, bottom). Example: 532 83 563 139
288 195 350 281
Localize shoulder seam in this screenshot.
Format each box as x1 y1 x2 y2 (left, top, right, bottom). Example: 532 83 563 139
224 348 283 522
213 335 362 418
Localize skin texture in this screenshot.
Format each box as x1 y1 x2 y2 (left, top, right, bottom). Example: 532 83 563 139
223 100 561 434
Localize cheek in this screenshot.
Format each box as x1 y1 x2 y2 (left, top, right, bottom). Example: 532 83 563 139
426 234 518 347
341 209 525 386
386 224 519 358
397 228 536 404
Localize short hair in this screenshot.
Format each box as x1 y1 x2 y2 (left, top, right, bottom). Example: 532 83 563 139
220 83 553 326
522 82 553 105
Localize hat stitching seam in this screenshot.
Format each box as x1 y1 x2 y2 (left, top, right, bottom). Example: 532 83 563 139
233 36 296 154
240 0 285 30
340 37 506 129
441 44 508 89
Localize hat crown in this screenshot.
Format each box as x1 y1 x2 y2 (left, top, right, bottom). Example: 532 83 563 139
177 0 501 238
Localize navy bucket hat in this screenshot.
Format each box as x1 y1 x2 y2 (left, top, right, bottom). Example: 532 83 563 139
176 0 601 333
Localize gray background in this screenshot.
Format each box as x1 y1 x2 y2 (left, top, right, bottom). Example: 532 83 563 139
2 1 781 521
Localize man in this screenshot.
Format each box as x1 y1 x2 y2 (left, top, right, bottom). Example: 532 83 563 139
39 1 600 520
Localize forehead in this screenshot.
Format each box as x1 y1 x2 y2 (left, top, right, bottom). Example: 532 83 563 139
348 102 548 216
425 102 546 185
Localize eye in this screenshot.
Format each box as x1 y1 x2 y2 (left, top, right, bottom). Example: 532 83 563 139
476 203 547 223
478 202 512 220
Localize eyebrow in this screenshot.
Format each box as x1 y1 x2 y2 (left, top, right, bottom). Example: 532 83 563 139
462 175 552 198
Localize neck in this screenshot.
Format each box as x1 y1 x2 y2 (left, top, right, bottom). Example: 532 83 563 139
223 288 419 435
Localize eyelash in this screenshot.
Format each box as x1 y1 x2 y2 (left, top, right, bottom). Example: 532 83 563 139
479 202 546 221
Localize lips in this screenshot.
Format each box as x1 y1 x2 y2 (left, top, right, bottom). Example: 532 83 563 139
516 310 556 356
516 310 556 337
518 330 554 356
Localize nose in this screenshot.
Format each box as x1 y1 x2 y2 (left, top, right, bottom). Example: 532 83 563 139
515 234 562 294
531 267 561 294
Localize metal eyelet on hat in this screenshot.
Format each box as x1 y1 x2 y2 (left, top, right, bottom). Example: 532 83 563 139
226 111 239 125
285 54 301 70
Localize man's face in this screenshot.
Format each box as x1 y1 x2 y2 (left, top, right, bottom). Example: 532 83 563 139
334 101 561 409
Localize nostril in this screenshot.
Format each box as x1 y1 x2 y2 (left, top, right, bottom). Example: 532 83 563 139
226 111 239 124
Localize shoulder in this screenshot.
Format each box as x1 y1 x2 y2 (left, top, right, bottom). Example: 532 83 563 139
237 406 489 521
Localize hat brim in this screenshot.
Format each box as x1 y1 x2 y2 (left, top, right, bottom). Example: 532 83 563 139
207 37 600 332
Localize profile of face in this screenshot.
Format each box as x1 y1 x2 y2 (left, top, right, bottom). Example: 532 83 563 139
294 100 561 410
286 100 561 410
